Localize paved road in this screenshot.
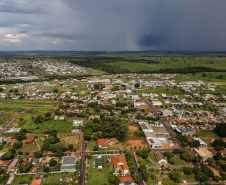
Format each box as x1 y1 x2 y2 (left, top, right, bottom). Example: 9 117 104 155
79 98 91 185
136 93 189 152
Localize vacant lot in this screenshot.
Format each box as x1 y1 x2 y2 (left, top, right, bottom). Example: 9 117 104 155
87 157 113 185
128 125 138 137
127 138 148 150
19 144 38 154
58 133 81 149
196 130 221 146
0 113 14 127
12 174 35 185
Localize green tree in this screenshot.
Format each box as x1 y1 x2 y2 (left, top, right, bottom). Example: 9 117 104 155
49 159 57 166
196 172 209 182
93 145 99 151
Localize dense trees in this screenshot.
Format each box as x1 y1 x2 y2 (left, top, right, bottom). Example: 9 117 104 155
13 141 23 150
84 117 128 141
215 123 226 137
169 171 182 183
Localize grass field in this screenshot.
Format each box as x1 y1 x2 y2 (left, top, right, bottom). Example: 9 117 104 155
43 173 74 185
0 113 14 126
12 174 35 185
149 152 158 163
196 130 221 146
183 173 197 183
20 144 38 154
87 157 113 185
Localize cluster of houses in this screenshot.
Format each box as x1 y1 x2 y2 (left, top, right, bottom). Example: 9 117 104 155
0 62 28 77
31 61 86 75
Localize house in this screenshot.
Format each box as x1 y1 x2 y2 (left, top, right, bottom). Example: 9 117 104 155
95 156 106 169
19 181 30 185
155 152 167 164
97 138 118 148
119 176 135 185
111 154 129 174
6 138 18 145
194 148 213 162
31 179 42 185
61 156 77 171
25 137 34 144
73 120 84 127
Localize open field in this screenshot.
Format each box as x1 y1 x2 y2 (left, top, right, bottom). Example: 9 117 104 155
58 133 81 149
183 173 197 183
87 157 113 185
43 173 74 185
126 138 148 150
0 113 15 127
196 130 222 146
12 174 35 185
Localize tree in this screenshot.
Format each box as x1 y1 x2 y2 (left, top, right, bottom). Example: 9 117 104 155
181 153 194 162
34 151 42 158
215 123 226 137
68 144 74 151
55 151 63 158
0 152 14 160
49 159 57 167
169 171 182 183
182 167 193 175
196 172 209 182
50 142 67 152
134 83 140 88
13 141 23 150
93 145 99 151
132 174 140 183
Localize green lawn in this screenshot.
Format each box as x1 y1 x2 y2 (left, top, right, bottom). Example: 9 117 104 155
161 177 174 184
183 173 197 183
87 158 113 185
44 173 74 185
20 144 38 154
196 130 221 146
149 153 157 163
147 175 158 185
12 174 35 185
172 157 186 165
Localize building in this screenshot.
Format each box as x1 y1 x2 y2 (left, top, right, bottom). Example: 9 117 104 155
31 179 42 185
175 128 195 136
97 138 118 148
73 120 84 127
194 148 213 162
25 137 34 144
111 154 129 174
146 136 171 148
150 99 162 106
95 156 105 169
138 121 153 133
119 176 135 185
193 137 208 147
155 152 168 164
61 156 77 171
6 138 18 145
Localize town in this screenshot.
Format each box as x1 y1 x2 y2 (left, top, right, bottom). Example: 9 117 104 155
0 57 225 185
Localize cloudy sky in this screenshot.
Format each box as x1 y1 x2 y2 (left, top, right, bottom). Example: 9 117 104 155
0 0 226 51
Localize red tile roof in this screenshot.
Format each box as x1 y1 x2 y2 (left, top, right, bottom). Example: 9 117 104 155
6 139 17 143
31 179 42 185
25 137 34 144
119 176 135 183
111 154 129 171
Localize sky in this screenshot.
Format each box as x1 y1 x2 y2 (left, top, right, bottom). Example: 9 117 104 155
0 0 226 51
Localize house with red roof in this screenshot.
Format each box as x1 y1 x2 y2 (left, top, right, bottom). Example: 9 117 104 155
119 176 135 185
31 179 42 185
25 137 34 144
6 138 18 145
97 138 118 148
111 154 129 174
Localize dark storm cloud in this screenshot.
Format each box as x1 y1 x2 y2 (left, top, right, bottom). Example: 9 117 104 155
0 0 226 51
